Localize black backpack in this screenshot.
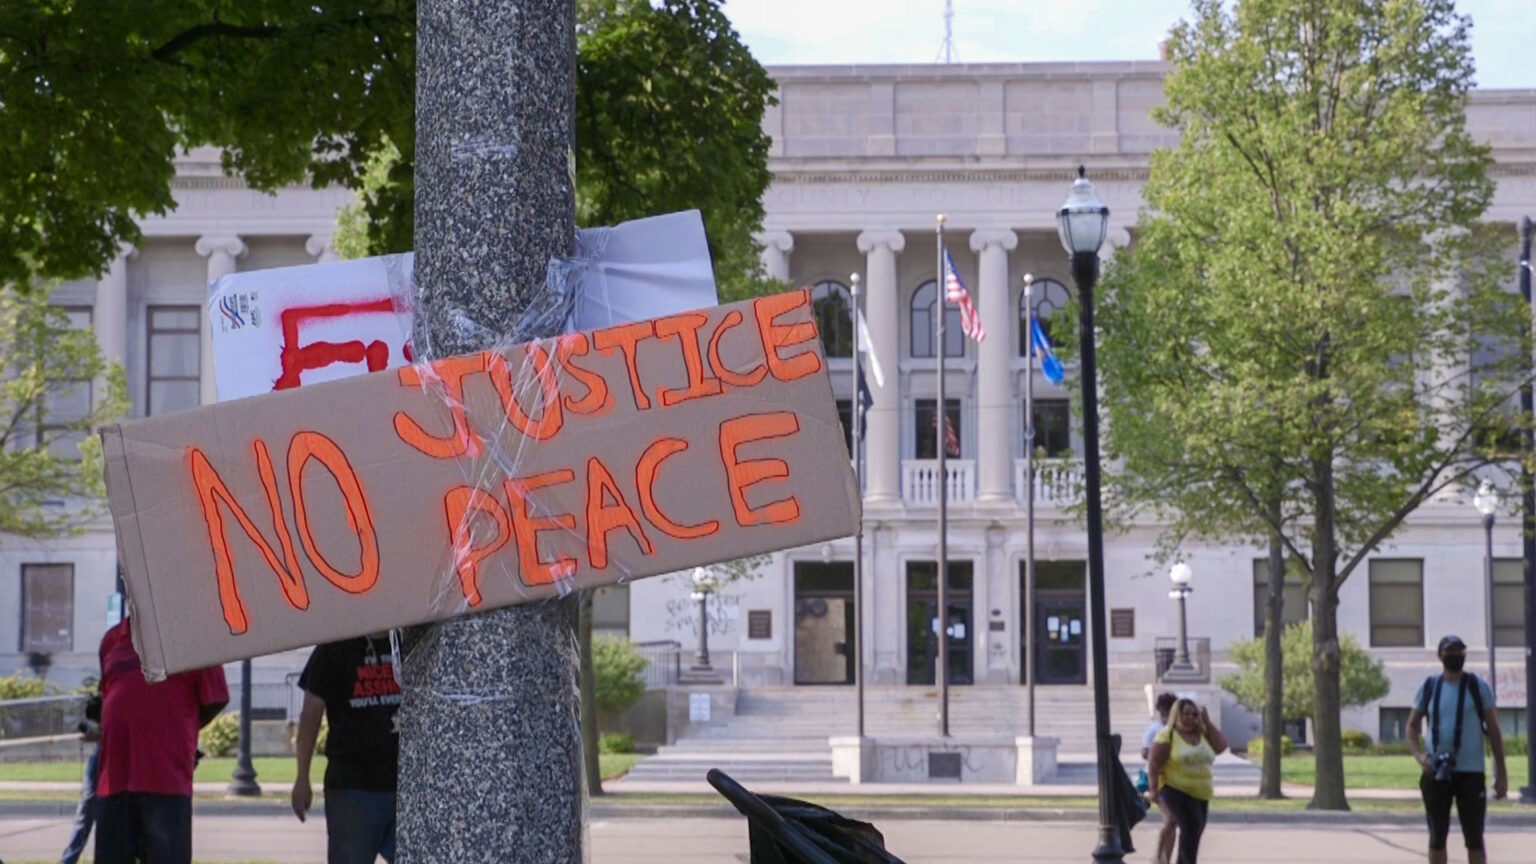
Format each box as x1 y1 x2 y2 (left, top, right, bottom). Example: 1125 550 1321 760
1418 672 1488 755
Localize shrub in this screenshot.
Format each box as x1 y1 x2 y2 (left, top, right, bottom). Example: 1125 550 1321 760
1220 621 1389 724
599 733 636 754
593 638 648 725
198 712 240 757
0 671 50 700
1489 736 1527 757
1371 740 1412 756
1341 729 1373 753
1247 735 1294 758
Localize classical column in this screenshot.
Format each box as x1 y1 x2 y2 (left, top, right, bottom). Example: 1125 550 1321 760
756 231 794 283
93 246 133 370
195 235 247 405
856 230 905 504
970 229 1018 503
306 234 342 263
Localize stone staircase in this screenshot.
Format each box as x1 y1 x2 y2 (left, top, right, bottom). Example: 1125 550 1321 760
623 686 1181 785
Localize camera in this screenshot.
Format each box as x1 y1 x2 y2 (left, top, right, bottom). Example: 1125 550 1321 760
76 693 102 735
1430 752 1455 784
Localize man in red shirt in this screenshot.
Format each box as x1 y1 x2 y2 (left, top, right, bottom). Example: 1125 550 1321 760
94 616 228 864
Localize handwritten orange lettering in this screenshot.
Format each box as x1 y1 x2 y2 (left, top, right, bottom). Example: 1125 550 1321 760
556 333 613 417
504 469 580 586
635 438 719 540
393 354 487 458
287 431 379 595
585 457 654 570
443 486 511 607
654 313 723 407
706 310 768 389
488 342 565 441
753 290 823 382
593 321 656 410
719 412 803 526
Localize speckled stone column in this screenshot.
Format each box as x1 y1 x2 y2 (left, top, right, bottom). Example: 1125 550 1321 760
398 1 583 861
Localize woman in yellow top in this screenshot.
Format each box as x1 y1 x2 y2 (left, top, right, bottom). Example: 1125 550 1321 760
1147 697 1228 864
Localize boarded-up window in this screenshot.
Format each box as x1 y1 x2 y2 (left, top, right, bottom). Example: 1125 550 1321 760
21 563 74 653
38 307 94 458
1493 559 1525 648
1369 559 1423 648
147 306 201 415
1251 559 1309 637
591 583 629 637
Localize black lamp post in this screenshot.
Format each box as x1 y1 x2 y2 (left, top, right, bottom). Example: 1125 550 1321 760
691 566 714 671
226 657 261 797
1474 479 1500 702
1058 165 1121 863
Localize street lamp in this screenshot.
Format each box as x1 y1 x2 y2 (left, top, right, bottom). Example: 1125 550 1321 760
1474 479 1500 702
226 658 261 796
1166 563 1198 681
1058 165 1120 863
690 566 715 672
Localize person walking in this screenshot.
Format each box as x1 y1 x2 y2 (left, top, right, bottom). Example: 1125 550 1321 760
93 615 229 864
291 633 401 864
1147 697 1227 864
1141 692 1178 864
1407 634 1507 864
58 693 100 864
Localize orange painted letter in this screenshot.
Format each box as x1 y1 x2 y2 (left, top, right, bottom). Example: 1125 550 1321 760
504 469 580 586
488 342 565 441
443 486 512 607
706 310 768 389
654 313 722 407
556 333 613 416
593 321 656 410
393 354 487 458
287 432 380 595
585 457 654 570
753 290 823 382
719 412 803 526
636 438 719 540
187 441 308 635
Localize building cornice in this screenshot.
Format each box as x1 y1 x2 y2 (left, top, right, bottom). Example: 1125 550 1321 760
767 161 1536 187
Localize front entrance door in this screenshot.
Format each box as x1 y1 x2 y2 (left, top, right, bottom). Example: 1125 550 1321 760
905 561 974 686
794 562 855 685
1022 560 1087 685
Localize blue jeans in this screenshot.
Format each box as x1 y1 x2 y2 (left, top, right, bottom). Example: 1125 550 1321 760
59 748 97 864
324 787 396 864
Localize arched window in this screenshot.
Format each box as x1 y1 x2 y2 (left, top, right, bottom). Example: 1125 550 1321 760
909 279 964 358
811 280 853 358
1018 278 1071 357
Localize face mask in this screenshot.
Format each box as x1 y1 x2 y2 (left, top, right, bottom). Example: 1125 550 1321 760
1443 654 1466 673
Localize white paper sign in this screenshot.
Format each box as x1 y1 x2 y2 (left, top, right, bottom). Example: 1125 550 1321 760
689 692 712 723
209 211 719 402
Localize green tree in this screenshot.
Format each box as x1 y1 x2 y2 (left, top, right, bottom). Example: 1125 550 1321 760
592 637 648 725
1221 621 1389 726
0 288 129 537
1093 0 1524 810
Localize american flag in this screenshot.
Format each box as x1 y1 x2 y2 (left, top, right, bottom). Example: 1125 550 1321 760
942 249 985 343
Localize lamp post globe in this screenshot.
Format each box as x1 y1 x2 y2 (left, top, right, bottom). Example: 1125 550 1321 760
1058 166 1121 863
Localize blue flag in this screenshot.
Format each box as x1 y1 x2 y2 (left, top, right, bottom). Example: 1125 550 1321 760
856 359 874 440
1031 317 1065 384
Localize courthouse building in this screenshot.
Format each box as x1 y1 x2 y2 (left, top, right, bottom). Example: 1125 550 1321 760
3 60 1534 744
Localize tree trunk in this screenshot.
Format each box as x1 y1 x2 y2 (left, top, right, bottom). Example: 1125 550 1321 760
1259 521 1286 799
1308 460 1349 810
580 592 603 796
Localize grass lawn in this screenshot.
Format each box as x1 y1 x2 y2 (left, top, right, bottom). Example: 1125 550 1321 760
0 754 641 785
1280 754 1530 790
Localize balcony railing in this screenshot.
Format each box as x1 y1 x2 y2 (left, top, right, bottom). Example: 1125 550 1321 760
1014 458 1084 507
901 459 976 504
1153 637 1212 684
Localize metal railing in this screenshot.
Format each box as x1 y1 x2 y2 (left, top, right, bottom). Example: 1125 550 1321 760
1014 458 1084 506
632 641 682 689
1153 637 1212 684
901 459 976 504
0 694 88 740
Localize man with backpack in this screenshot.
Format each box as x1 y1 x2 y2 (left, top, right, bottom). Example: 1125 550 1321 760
1406 634 1508 864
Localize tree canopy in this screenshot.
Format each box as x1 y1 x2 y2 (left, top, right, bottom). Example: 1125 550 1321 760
1221 621 1389 724
1092 0 1525 809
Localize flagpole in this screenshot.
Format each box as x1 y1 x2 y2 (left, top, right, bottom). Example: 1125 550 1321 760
1024 274 1037 739
935 214 950 738
850 271 866 740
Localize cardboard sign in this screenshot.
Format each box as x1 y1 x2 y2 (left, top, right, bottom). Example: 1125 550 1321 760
103 291 860 679
209 211 719 402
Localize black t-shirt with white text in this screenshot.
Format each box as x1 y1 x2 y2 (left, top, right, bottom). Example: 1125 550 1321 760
298 636 400 792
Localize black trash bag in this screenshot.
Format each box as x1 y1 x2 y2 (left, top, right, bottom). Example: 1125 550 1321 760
708 769 907 864
1108 733 1149 853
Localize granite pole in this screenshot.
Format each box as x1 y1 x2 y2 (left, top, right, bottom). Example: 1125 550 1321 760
398 1 583 861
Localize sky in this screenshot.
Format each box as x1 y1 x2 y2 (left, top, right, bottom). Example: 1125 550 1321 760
722 0 1533 89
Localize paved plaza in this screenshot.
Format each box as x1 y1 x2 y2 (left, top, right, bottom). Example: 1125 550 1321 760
3 813 1533 863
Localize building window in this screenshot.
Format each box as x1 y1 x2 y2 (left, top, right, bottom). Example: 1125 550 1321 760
1493 559 1525 648
1498 708 1528 739
591 583 629 638
1379 707 1410 743
147 306 201 416
37 307 95 458
1368 559 1423 647
1251 559 1308 638
915 399 961 459
20 563 74 653
1018 278 1070 356
909 279 963 359
811 281 853 358
1027 399 1072 458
